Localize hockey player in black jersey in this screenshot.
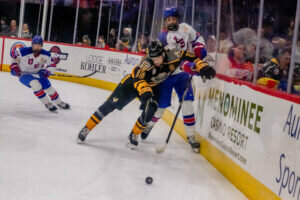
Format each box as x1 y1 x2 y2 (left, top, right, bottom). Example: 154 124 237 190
77 41 215 149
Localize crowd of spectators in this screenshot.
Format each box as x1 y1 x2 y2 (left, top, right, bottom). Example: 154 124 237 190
207 18 300 95
0 17 32 39
1 0 300 96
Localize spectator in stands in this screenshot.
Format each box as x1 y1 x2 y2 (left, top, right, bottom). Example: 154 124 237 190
82 34 91 46
227 44 254 81
117 27 132 51
0 16 8 36
107 28 117 48
218 32 233 54
136 34 148 53
96 35 109 49
287 19 295 40
21 23 32 39
257 48 291 89
203 35 217 67
6 19 18 37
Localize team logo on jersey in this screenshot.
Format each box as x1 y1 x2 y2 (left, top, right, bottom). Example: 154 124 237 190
138 71 145 79
113 97 119 102
10 42 26 58
50 46 68 65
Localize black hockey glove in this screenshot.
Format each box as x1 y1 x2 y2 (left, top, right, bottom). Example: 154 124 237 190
199 65 216 80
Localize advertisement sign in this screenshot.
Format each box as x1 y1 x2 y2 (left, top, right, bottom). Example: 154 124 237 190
193 77 300 200
2 38 143 84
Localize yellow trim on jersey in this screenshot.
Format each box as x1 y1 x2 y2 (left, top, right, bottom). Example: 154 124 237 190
134 80 148 91
185 52 196 58
121 74 131 84
167 59 180 64
139 87 152 96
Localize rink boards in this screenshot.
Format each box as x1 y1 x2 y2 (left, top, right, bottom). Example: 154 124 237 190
1 36 300 200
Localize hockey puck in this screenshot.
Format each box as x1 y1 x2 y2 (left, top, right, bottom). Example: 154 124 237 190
145 176 153 184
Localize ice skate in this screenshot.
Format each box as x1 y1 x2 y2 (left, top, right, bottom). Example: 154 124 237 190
188 135 200 153
45 102 58 112
127 131 138 150
77 126 90 144
57 101 70 109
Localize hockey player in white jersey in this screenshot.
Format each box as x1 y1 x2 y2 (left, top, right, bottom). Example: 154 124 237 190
9 35 70 112
141 7 210 152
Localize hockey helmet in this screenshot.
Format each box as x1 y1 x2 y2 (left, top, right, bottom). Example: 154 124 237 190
163 7 180 19
32 35 43 46
147 41 164 58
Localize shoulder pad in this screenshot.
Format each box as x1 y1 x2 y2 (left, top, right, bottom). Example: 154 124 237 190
140 58 154 71
158 31 169 47
19 47 33 56
40 49 51 57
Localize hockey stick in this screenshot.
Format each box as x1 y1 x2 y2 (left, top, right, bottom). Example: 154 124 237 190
50 70 97 78
155 75 193 154
21 70 97 78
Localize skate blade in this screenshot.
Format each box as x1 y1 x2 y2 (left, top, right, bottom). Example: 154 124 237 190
126 142 137 150
192 148 200 153
77 138 85 144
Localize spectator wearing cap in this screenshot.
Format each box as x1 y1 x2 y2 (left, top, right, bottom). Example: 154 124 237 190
21 23 32 39
117 27 133 51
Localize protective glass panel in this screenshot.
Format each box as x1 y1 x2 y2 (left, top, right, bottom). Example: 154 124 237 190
257 0 297 92
116 0 140 51
0 0 21 37
133 0 154 53
47 1 76 43
214 0 260 83
105 0 121 49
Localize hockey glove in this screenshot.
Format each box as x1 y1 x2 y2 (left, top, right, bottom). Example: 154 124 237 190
195 60 216 79
199 65 216 80
38 69 51 79
140 88 153 104
10 63 22 77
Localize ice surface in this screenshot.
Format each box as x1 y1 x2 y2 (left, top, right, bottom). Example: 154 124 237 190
0 72 247 200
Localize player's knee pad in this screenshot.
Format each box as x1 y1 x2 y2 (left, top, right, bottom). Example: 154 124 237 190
182 100 194 116
29 79 42 92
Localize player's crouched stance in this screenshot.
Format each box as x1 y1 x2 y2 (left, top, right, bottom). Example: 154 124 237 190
77 42 164 149
10 35 70 112
77 41 215 150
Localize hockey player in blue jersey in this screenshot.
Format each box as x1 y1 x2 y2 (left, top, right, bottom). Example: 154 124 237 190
10 35 70 112
140 7 211 152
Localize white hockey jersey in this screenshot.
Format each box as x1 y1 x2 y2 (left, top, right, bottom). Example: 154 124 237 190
158 23 205 53
11 47 56 77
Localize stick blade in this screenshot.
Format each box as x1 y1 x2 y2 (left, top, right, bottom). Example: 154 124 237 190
155 143 167 154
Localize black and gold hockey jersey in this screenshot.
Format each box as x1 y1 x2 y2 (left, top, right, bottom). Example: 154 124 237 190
129 50 200 97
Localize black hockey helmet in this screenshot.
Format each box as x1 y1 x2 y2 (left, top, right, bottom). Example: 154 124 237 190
147 41 164 58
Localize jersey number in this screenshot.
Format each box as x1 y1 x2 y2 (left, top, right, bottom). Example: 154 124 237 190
28 58 33 65
174 36 185 48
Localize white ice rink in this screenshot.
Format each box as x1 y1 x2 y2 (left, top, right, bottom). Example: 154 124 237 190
0 72 247 200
